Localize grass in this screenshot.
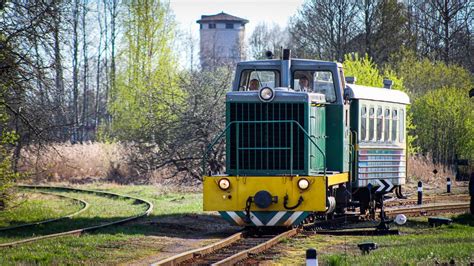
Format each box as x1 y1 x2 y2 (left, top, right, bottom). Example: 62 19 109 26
0 191 82 228
0 184 206 265
271 215 474 265
2 183 470 265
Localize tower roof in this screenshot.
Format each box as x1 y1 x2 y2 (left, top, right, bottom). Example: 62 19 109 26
196 12 249 24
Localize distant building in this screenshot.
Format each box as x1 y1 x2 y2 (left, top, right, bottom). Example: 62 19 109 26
197 12 248 69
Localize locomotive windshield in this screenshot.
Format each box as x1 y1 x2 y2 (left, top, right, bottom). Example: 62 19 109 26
239 70 280 91
292 70 337 102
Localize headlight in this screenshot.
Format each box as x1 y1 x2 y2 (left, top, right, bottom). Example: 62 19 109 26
259 87 275 102
218 178 230 190
297 178 310 190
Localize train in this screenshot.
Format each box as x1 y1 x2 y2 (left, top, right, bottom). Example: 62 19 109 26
203 49 409 227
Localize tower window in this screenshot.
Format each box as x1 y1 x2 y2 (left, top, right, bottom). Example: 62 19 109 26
209 23 216 29
226 23 234 29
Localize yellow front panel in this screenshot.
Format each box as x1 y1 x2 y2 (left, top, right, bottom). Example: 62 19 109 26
203 176 326 211
327 173 349 186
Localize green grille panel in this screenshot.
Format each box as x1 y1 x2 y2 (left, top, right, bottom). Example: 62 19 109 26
228 102 306 174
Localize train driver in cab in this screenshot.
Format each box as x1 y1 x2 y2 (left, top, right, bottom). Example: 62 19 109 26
248 79 260 91
298 76 311 92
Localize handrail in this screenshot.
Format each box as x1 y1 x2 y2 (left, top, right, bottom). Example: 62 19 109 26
202 120 326 178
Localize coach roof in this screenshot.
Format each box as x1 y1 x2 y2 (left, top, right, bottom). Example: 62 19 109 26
347 84 410 104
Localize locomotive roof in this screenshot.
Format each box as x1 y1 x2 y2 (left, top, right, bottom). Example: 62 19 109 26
237 59 342 68
347 84 410 104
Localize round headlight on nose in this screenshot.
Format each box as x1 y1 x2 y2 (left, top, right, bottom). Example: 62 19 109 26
297 178 310 190
218 178 230 190
259 87 275 102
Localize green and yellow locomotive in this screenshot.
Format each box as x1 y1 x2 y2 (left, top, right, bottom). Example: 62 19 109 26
203 50 409 226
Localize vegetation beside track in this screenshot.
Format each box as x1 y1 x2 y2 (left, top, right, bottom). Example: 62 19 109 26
268 213 474 265
0 184 209 265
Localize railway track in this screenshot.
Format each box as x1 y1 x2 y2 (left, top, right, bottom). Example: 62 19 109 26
383 194 470 208
386 202 470 216
0 185 153 248
154 229 299 266
0 190 90 232
154 200 470 266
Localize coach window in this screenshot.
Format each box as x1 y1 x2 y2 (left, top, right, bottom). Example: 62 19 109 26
399 109 405 143
313 71 337 102
392 109 398 142
360 106 367 141
239 70 280 91
376 107 383 141
384 108 390 141
369 107 375 141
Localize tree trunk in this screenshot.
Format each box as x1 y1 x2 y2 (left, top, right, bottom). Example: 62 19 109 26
81 0 88 143
72 0 80 143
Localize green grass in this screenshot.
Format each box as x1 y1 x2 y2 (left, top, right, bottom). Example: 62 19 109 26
0 191 82 228
4 184 469 265
0 184 205 265
272 215 474 265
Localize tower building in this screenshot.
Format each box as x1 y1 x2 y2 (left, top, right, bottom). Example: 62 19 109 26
197 12 248 68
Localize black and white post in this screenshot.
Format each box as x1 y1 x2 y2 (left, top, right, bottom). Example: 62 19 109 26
417 181 423 205
306 248 318 266
447 177 451 193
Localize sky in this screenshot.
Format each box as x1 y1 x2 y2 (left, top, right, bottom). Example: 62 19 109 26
168 0 305 67
169 0 304 34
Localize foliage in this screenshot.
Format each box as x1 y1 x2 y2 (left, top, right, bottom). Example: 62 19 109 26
388 49 474 97
109 0 184 142
411 87 474 164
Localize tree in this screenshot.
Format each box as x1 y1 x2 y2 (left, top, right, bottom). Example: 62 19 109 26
407 0 473 69
289 0 359 61
109 0 183 141
0 35 20 209
127 67 232 181
389 49 473 96
248 22 289 60
411 87 474 164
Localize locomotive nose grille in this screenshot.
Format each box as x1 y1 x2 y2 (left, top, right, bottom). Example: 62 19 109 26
228 102 306 174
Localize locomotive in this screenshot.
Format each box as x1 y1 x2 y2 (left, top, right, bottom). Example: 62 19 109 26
203 50 409 227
